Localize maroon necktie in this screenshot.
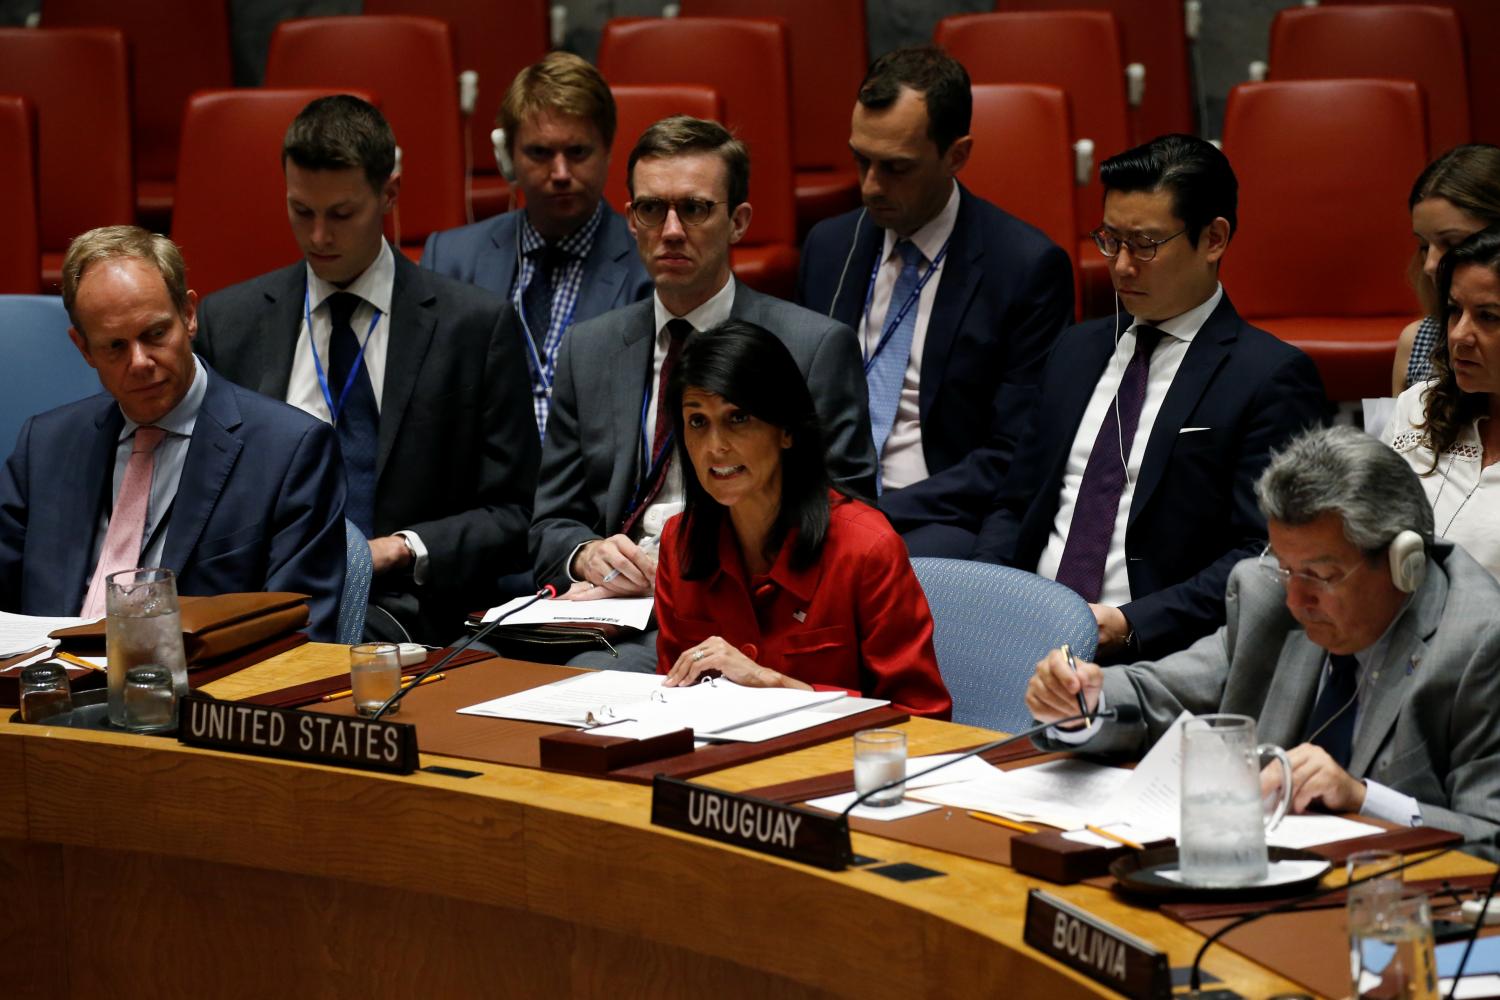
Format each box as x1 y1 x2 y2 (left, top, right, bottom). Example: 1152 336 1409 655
621 319 692 536
1054 326 1166 603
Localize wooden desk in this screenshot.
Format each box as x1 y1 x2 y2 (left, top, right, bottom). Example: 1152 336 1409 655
0 645 1480 998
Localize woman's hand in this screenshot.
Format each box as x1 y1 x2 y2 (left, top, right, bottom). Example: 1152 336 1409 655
663 635 813 691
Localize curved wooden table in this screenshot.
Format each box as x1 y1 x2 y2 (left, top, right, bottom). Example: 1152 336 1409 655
0 645 1456 998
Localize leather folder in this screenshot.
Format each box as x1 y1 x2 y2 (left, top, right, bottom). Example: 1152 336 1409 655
49 592 310 667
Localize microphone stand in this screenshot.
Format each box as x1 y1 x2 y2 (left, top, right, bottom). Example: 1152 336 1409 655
370 584 557 721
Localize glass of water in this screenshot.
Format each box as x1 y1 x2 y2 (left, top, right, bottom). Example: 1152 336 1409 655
1349 892 1437 999
350 643 402 717
105 568 187 728
853 729 907 807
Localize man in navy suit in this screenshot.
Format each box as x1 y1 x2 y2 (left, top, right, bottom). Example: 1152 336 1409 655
0 226 346 639
797 46 1075 558
421 52 651 435
974 134 1328 661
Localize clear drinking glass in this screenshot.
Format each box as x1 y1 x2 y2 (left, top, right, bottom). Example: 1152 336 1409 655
18 663 72 723
350 642 402 717
122 664 176 733
853 729 907 807
1349 892 1438 999
1178 714 1293 887
105 568 187 728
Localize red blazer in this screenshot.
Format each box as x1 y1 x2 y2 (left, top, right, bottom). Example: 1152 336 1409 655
655 493 952 719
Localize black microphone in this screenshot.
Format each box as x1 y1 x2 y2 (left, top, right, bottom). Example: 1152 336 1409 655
370 583 557 721
1186 831 1500 995
839 703 1144 819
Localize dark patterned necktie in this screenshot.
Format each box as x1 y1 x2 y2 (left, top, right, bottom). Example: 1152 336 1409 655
521 245 568 347
1054 326 1166 602
327 291 379 537
621 319 693 536
1304 653 1360 768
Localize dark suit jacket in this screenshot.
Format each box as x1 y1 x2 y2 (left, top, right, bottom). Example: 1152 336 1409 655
530 283 878 588
194 250 539 638
0 367 347 640
797 185 1075 530
973 294 1329 657
420 204 652 320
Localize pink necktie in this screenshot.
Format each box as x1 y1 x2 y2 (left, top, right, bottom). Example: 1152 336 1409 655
81 425 167 618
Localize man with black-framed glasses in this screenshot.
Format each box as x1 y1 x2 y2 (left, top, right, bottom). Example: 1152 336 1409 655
528 115 876 672
1027 427 1500 846
973 133 1328 662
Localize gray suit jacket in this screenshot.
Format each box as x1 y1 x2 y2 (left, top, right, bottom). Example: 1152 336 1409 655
420 204 652 322
1041 545 1500 843
530 282 878 587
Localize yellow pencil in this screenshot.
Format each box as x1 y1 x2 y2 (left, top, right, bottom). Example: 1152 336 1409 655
53 651 105 672
320 672 447 703
968 810 1039 835
1086 824 1144 850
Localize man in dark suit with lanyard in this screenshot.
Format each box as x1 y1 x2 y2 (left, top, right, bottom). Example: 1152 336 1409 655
421 52 651 436
797 46 1075 557
197 95 538 644
974 134 1328 661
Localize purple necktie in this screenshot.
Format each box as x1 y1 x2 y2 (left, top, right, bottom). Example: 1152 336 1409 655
1054 326 1166 603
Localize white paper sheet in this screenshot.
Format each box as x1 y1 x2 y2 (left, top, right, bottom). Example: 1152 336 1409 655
903 753 1004 789
1093 711 1191 836
1265 813 1383 849
910 759 1135 830
458 670 663 725
703 696 888 743
0 610 100 657
480 595 653 630
803 791 941 821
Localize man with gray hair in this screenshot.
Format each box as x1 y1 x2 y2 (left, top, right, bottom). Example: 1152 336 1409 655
1026 425 1500 841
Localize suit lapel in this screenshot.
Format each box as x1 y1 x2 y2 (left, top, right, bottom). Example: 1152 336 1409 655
608 303 658 527
1129 297 1237 524
1253 633 1326 749
161 372 243 572
1348 566 1445 777
829 215 883 329
256 265 305 399
476 214 520 299
918 188 980 422
572 207 631 321
59 402 125 608
379 254 438 479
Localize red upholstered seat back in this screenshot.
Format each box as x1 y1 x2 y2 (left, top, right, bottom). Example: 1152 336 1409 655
0 96 39 294
606 85 723 217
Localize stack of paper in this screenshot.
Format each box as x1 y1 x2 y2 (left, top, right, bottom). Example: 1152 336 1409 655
480 595 653 630
0 611 100 657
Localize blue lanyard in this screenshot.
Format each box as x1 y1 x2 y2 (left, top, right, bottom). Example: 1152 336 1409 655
516 267 578 400
860 237 951 375
304 287 380 426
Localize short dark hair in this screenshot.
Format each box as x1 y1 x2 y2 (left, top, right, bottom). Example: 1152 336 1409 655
627 115 749 210
1099 133 1238 246
858 46 971 153
283 94 396 190
667 321 832 579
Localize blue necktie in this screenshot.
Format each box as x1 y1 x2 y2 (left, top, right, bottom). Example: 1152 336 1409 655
867 239 925 462
1304 653 1360 769
327 291 379 538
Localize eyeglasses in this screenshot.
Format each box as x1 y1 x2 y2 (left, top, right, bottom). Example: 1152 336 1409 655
629 197 723 228
1091 226 1188 262
1256 545 1362 593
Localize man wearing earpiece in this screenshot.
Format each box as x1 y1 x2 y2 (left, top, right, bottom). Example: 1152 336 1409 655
972 134 1328 661
420 52 651 436
195 95 539 644
1027 427 1500 842
797 46 1074 557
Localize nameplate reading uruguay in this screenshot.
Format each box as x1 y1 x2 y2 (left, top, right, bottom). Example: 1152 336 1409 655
651 775 851 871
178 693 419 774
1024 890 1171 1000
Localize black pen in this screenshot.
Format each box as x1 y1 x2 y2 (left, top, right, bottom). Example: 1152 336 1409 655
1061 642 1092 720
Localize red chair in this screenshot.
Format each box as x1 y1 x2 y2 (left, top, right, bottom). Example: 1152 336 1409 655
42 0 233 230
679 0 866 235
171 89 381 297
363 0 549 221
1221 80 1427 401
0 95 39 294
265 16 465 260
0 28 133 291
1268 5 1466 156
598 17 800 299
605 85 723 217
963 84 1079 319
998 0 1196 143
935 11 1130 319
1322 0 1500 145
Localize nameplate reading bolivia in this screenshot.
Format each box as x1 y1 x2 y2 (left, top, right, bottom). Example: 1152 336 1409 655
178 693 419 774
651 775 851 871
1023 890 1172 1000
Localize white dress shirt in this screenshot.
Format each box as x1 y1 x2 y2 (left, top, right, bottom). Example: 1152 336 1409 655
1036 285 1223 605
287 241 394 421
860 182 960 491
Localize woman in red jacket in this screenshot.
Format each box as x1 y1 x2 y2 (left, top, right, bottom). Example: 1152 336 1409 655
655 320 952 719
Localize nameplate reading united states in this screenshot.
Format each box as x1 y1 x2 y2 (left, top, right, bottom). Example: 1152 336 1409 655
651 775 851 871
1024 890 1172 999
178 693 419 774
